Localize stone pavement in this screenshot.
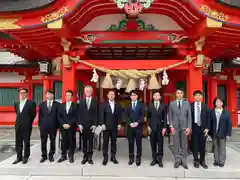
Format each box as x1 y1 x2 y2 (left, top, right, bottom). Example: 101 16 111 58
0 128 240 179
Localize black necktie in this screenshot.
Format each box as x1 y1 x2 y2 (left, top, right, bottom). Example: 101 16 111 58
178 101 181 109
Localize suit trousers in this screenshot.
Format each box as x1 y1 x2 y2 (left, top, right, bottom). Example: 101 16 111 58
82 128 94 159
150 129 164 160
173 129 188 164
60 127 75 157
15 127 32 160
127 127 142 157
103 129 117 157
192 125 206 162
40 129 57 158
213 137 226 165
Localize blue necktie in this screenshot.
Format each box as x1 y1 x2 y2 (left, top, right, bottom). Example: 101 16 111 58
132 102 136 110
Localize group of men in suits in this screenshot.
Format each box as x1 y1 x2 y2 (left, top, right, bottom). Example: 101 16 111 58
12 86 215 169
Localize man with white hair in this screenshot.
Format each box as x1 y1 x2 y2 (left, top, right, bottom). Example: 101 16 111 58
77 85 98 165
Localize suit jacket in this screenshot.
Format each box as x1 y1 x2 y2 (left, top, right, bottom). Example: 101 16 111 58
125 101 145 127
58 102 78 127
191 102 210 132
99 101 122 130
38 101 60 132
14 100 36 130
168 100 192 130
147 102 167 131
77 98 98 128
209 108 232 138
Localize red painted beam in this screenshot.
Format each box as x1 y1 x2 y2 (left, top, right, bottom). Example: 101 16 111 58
76 60 189 70
78 31 187 45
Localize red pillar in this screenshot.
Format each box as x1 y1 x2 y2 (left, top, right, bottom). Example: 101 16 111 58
208 76 218 108
187 62 203 103
43 77 51 101
62 63 77 102
227 75 237 127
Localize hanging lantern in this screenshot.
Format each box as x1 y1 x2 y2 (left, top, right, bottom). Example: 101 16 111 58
90 68 99 83
162 70 169 85
115 78 123 90
139 78 146 91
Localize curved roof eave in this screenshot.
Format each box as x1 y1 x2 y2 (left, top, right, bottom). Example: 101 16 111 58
0 0 84 30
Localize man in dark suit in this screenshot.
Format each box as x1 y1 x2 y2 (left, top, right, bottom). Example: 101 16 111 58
191 90 210 169
77 85 98 165
38 90 59 163
100 89 122 165
126 90 145 166
13 88 36 164
57 90 78 163
147 91 167 167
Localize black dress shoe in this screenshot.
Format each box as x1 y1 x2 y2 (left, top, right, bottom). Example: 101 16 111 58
128 158 134 165
102 157 108 166
200 162 208 169
88 159 94 165
57 156 67 163
150 160 157 166
219 164 224 167
174 163 180 168
12 159 22 164
182 164 188 169
22 158 28 164
110 157 118 164
158 161 163 168
136 158 141 166
81 158 88 165
49 156 54 162
69 157 74 163
40 157 47 163
213 162 219 166
194 161 199 168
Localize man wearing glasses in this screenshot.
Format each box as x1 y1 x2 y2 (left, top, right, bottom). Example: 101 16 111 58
13 88 36 164
168 88 192 169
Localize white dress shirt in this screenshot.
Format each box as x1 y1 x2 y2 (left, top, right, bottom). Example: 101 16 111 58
194 101 201 124
19 99 27 113
154 101 160 110
109 100 115 113
66 101 72 113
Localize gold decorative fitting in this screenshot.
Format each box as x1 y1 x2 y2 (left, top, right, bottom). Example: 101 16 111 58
195 37 205 52
206 17 222 28
47 19 63 29
41 6 68 23
200 4 229 22
0 18 21 30
194 54 204 68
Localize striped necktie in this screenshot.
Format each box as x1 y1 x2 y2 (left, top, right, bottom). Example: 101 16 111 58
196 102 201 126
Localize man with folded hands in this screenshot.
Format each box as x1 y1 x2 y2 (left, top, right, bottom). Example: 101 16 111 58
57 90 78 163
125 90 145 166
77 85 98 165
147 90 167 167
99 89 122 165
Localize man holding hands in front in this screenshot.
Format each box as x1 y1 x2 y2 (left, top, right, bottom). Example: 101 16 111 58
168 88 192 169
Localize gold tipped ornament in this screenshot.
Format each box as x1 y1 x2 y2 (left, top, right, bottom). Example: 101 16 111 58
125 78 137 93
148 74 161 90
101 74 114 89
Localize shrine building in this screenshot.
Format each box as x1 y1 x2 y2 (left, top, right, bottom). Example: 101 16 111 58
0 0 239 128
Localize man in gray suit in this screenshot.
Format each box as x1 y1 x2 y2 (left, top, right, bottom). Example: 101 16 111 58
168 88 192 169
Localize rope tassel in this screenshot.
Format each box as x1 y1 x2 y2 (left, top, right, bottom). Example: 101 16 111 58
101 74 114 89
125 78 137 93
148 74 161 90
